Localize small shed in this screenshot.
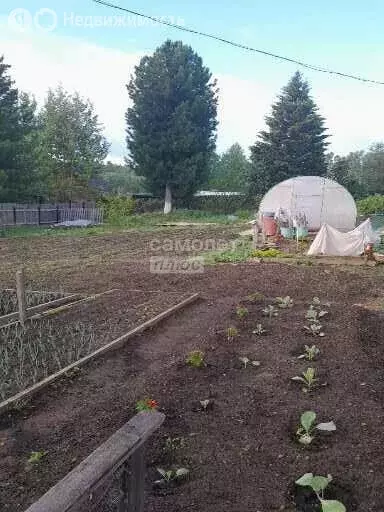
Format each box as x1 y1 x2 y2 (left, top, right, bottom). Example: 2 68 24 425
259 176 357 231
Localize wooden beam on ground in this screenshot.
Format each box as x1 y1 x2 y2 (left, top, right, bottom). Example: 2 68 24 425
0 294 80 326
25 411 165 512
0 293 199 414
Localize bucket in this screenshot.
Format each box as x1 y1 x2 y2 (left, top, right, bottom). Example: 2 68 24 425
296 227 308 239
281 227 295 239
262 215 277 236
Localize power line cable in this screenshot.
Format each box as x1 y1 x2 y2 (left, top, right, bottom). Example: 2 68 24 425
92 0 384 85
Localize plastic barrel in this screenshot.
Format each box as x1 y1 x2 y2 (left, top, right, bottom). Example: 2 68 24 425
262 215 277 236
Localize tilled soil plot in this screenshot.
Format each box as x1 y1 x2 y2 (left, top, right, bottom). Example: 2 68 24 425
0 263 383 512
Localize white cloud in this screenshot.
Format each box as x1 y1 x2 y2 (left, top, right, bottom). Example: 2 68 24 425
0 19 383 162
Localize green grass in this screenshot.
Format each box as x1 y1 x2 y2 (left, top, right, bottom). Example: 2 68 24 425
0 211 245 239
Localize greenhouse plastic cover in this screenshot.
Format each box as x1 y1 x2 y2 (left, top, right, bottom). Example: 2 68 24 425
307 219 379 256
259 176 357 231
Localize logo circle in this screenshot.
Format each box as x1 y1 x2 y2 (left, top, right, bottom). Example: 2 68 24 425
34 8 58 32
8 8 33 32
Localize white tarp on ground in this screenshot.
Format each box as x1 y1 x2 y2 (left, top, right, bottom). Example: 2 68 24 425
308 219 379 256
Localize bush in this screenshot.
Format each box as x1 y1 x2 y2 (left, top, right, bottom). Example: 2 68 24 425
99 196 136 224
134 198 164 214
357 195 384 215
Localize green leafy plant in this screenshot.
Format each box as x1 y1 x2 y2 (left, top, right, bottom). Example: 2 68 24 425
275 296 294 309
135 398 158 412
304 322 325 337
236 305 249 319
239 356 261 369
226 326 238 341
298 345 320 361
292 367 318 392
262 305 278 318
186 350 205 368
155 467 190 485
296 411 336 445
252 248 286 258
28 450 48 464
306 305 328 322
295 473 346 512
252 324 267 335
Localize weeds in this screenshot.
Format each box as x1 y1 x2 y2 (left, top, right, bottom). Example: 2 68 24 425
28 451 48 464
186 350 205 368
236 305 249 320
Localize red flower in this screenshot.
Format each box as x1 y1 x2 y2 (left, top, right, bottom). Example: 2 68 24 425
147 399 158 409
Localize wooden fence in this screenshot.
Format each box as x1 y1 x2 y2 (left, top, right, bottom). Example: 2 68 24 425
0 205 103 226
25 411 165 512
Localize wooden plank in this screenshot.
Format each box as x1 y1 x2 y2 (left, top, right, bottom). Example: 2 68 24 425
127 446 145 512
0 293 199 414
25 411 165 512
0 294 80 326
16 269 26 328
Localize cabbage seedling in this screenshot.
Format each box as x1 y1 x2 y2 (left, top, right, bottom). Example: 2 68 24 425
295 473 346 512
296 411 336 445
304 322 325 337
298 345 320 361
155 467 190 485
292 367 318 392
252 324 266 335
306 306 328 322
262 305 278 318
186 350 205 368
236 305 249 319
200 399 212 411
275 296 294 308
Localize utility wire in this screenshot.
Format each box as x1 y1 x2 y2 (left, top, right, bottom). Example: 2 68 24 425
92 0 384 85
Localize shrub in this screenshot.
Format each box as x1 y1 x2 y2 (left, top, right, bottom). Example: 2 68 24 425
357 194 384 215
99 196 135 224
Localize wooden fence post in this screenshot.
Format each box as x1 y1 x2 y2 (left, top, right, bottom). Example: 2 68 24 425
127 446 145 512
16 269 27 328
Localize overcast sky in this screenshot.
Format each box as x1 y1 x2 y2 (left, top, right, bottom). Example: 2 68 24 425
1 0 384 162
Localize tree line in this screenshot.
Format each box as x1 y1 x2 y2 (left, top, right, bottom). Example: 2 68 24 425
1 42 383 211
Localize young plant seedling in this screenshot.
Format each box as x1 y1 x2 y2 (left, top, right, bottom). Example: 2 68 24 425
155 467 190 486
298 345 320 361
262 305 278 318
311 297 331 309
295 473 346 512
275 296 294 309
200 399 213 411
304 322 325 337
186 350 205 368
292 367 318 393
306 305 328 322
252 324 267 336
239 356 261 369
226 326 238 341
236 305 249 319
296 411 337 445
135 398 158 412
28 451 48 464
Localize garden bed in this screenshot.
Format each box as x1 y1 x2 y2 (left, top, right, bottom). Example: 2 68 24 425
0 263 383 511
0 289 191 402
0 289 68 317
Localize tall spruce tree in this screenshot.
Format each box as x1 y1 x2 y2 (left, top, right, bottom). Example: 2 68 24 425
126 40 218 213
249 71 329 195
